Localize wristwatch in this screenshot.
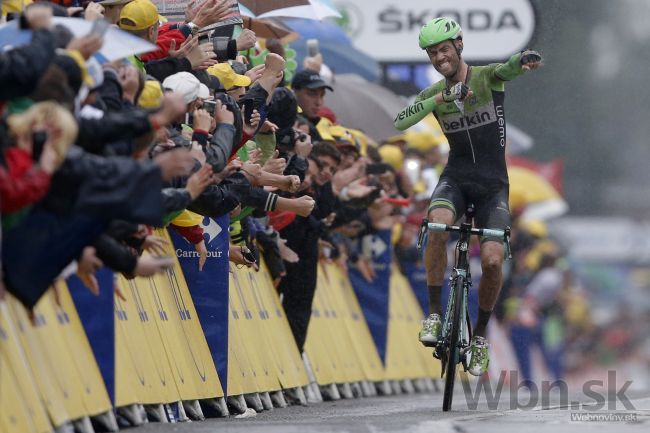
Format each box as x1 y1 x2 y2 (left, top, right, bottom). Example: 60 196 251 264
186 22 199 36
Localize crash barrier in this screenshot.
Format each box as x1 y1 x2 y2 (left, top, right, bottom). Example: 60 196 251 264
0 223 441 432
0 284 112 433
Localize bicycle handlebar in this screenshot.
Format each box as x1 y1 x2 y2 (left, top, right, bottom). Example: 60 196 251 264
416 219 513 260
426 222 506 239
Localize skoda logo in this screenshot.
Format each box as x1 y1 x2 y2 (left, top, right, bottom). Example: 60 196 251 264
335 1 363 38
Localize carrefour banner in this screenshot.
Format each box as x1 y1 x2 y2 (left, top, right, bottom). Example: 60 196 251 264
169 215 230 391
68 268 116 404
348 229 392 364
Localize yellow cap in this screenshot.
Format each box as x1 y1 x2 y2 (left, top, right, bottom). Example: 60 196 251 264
138 79 164 109
404 130 443 152
2 0 32 15
316 117 335 142
328 125 356 146
348 128 368 156
378 144 404 171
207 63 251 90
119 0 159 31
171 210 204 227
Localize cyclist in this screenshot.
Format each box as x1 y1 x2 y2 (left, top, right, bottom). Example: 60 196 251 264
394 17 542 376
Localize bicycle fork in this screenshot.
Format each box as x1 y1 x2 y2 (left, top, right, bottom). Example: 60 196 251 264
436 269 472 377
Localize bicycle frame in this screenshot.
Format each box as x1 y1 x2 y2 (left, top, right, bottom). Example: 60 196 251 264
438 220 473 366
416 207 511 411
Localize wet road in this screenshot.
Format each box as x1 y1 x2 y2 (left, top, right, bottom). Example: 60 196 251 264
131 385 650 433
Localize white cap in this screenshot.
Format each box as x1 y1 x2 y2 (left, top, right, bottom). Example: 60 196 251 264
162 72 200 105
198 83 212 100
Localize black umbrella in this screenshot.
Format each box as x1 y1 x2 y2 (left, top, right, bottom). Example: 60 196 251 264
325 74 408 142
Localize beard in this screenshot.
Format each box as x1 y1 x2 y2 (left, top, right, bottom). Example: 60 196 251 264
434 58 460 79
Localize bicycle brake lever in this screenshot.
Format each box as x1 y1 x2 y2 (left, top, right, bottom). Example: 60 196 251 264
504 227 513 260
417 219 428 250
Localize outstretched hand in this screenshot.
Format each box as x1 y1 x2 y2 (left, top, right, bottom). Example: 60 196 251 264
521 49 543 71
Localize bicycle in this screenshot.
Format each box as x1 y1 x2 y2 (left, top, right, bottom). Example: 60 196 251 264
416 205 511 411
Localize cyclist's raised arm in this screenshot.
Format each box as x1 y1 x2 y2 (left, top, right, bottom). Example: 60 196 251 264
491 50 543 83
394 84 447 130
394 95 440 131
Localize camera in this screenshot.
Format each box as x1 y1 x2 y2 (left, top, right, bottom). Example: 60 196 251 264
32 131 47 162
203 100 217 116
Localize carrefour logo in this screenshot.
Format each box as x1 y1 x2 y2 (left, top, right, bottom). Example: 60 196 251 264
200 217 222 246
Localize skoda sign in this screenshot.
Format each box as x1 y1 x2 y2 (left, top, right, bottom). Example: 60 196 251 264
335 0 536 62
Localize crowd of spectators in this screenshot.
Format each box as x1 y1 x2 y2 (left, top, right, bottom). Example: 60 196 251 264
1 0 604 383
0 0 441 353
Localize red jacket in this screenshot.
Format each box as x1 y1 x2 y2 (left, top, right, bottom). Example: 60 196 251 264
140 23 188 63
0 148 51 213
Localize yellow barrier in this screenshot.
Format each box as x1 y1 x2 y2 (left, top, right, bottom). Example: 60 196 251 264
304 262 386 386
384 265 441 380
114 229 224 406
0 301 51 433
246 263 308 389
2 230 439 426
0 282 112 431
326 265 385 382
227 262 308 395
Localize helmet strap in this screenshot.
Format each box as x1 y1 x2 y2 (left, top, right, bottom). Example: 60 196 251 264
450 40 463 77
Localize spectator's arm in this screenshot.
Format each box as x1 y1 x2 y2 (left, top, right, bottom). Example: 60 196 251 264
0 29 55 100
204 123 236 173
161 187 193 214
76 109 152 153
144 57 193 82
92 234 138 274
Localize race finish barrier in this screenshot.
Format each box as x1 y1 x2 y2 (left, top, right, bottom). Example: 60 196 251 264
1 223 443 432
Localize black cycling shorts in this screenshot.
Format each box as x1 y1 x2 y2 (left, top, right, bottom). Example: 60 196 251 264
428 176 510 242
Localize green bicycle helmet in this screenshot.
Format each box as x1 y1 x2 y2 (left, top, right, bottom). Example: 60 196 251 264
418 17 463 49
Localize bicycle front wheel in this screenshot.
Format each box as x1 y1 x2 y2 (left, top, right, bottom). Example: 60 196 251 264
443 274 465 411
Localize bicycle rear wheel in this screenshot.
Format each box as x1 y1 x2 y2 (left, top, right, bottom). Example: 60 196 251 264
442 274 465 411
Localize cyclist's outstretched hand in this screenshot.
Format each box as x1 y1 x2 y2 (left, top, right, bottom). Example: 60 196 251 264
442 82 473 102
521 49 543 71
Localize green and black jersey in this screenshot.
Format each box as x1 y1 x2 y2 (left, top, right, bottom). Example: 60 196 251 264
395 53 527 187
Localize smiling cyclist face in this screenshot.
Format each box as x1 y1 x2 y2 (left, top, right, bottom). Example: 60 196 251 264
426 40 464 78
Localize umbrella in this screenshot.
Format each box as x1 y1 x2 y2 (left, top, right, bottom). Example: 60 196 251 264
1 18 156 62
291 39 380 82
51 17 157 62
284 18 379 81
239 0 310 16
284 17 351 45
258 0 341 20
508 166 568 221
325 74 408 142
508 155 564 194
241 16 298 43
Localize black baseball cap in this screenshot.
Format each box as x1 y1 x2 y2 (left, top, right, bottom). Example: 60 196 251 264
291 69 333 91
